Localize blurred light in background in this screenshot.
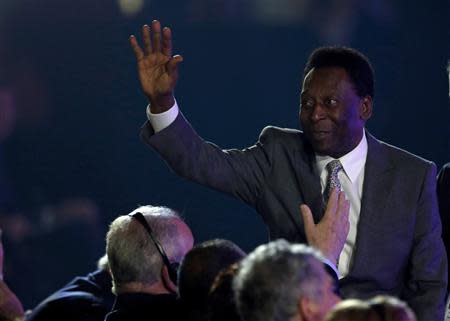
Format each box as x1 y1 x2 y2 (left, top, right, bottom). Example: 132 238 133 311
251 0 309 25
118 0 145 17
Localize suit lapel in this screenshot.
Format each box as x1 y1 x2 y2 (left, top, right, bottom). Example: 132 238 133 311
348 131 395 274
294 142 325 223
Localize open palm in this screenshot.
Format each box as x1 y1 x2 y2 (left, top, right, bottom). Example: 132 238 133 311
130 20 183 112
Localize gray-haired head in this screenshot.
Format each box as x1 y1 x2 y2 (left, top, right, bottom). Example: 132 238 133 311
106 205 193 293
97 254 108 271
234 239 339 321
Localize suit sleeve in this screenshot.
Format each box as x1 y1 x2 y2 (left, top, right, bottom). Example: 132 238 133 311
404 163 448 321
140 112 275 206
437 164 450 290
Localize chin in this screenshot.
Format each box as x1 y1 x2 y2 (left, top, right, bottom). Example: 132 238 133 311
312 146 332 157
309 141 331 155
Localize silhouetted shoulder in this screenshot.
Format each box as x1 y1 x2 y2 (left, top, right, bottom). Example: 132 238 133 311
383 141 432 163
374 137 436 173
258 126 307 147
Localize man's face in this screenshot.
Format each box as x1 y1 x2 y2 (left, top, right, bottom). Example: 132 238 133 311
301 261 341 321
319 273 341 319
300 67 372 158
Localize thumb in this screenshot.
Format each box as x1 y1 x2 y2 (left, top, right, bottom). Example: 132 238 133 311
300 204 315 241
167 55 183 76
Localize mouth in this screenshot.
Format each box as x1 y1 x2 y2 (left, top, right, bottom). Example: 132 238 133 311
311 130 331 140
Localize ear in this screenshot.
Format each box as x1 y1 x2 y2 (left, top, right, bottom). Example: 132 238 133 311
299 297 321 321
107 270 118 295
359 96 373 121
161 265 177 294
106 266 115 285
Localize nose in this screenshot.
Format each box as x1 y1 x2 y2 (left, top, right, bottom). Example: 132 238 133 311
310 102 326 121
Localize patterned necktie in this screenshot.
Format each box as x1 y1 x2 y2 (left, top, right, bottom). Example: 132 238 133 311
324 159 343 203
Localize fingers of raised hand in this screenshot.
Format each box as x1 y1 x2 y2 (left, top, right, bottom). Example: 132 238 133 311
325 187 339 216
142 24 152 55
152 20 162 53
162 27 172 56
337 192 350 221
336 192 350 230
300 204 315 239
336 192 350 236
132 20 176 62
167 55 184 76
129 35 144 61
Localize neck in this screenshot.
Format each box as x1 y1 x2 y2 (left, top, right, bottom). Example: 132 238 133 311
116 281 173 295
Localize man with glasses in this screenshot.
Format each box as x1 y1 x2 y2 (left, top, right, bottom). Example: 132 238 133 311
105 205 194 321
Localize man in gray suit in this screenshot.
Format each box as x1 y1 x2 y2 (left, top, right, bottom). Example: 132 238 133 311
129 20 447 320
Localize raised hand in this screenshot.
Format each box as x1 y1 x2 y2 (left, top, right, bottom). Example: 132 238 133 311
300 188 350 265
130 20 183 113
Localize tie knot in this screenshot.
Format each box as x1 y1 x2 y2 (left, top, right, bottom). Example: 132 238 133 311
326 159 343 175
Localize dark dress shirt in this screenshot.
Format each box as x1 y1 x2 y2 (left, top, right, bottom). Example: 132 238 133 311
26 269 114 321
105 292 183 321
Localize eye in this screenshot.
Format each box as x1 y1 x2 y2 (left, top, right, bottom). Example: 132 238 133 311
301 98 315 110
325 98 338 107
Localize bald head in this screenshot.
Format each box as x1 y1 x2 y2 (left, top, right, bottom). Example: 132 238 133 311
106 205 193 293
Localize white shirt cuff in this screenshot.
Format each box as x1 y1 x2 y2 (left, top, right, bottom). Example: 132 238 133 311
322 257 341 279
146 100 179 133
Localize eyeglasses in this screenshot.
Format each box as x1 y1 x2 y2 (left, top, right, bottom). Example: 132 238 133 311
128 212 179 285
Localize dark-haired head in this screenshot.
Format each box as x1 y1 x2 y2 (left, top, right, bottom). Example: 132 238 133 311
304 46 374 99
178 239 246 321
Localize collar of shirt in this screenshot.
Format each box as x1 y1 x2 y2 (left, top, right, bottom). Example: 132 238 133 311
315 130 368 184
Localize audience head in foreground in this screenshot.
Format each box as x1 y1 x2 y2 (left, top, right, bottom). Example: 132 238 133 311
323 295 416 321
234 239 340 321
107 205 193 294
105 205 193 321
208 263 242 321
178 239 246 321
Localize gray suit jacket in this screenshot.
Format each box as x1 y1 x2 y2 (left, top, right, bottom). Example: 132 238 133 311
141 113 447 321
438 163 450 293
